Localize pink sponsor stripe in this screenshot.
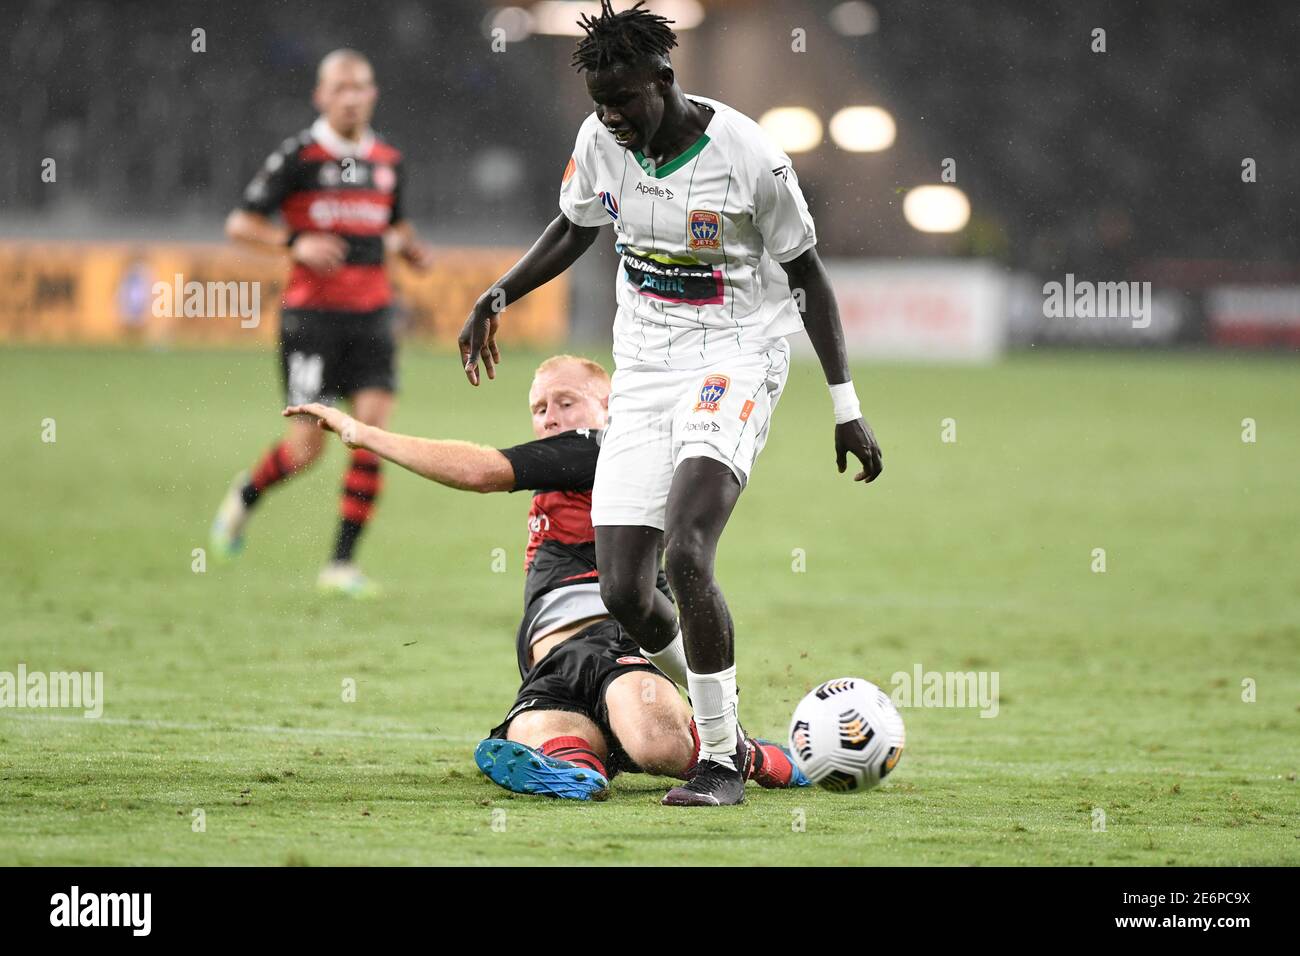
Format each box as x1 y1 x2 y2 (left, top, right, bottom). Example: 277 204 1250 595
635 269 725 306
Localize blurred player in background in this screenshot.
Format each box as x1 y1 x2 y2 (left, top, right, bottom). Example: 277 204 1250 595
285 354 806 799
458 2 883 805
210 49 434 596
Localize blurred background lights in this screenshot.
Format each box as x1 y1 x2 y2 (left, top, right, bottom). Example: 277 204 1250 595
829 1 879 37
829 106 895 152
471 147 527 199
485 7 534 43
528 1 704 37
758 107 823 153
903 185 971 233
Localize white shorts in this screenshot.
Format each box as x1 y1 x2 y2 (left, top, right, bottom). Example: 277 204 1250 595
591 340 791 530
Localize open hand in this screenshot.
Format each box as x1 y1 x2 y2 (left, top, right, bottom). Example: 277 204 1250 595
283 402 361 447
290 232 348 273
458 304 501 386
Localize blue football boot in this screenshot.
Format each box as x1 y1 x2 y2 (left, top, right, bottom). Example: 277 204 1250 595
474 738 610 801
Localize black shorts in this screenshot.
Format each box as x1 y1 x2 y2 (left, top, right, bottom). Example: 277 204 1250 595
489 618 666 776
279 307 397 405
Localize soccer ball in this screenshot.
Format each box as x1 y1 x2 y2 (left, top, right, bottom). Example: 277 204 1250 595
788 677 906 792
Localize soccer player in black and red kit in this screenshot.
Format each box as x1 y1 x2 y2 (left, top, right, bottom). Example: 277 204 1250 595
210 49 434 596
285 355 807 799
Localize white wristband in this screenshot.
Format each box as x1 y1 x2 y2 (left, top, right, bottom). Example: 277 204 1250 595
829 381 861 424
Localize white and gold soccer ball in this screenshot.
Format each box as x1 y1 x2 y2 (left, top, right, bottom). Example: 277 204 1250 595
788 677 906 792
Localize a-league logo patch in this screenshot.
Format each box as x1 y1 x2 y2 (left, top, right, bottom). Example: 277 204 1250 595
600 191 619 221
688 209 721 249
616 656 649 666
694 373 730 412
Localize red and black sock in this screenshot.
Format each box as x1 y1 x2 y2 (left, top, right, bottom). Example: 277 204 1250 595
540 736 608 779
688 716 795 787
334 449 383 563
684 718 701 777
749 740 796 788
241 441 302 507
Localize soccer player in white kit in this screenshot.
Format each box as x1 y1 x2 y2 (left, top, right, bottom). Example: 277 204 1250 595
459 0 883 805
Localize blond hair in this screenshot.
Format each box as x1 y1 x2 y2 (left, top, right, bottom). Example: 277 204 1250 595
534 353 609 382
317 49 373 86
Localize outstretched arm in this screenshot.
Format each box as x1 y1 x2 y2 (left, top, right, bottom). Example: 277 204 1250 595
779 247 884 483
283 403 514 493
459 213 602 385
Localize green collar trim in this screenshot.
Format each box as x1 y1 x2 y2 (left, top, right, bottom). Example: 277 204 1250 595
634 132 711 179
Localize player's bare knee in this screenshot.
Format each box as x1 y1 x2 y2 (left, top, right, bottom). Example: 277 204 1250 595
606 673 693 775
599 572 656 631
285 425 325 469
621 713 693 775
350 389 393 428
664 531 714 594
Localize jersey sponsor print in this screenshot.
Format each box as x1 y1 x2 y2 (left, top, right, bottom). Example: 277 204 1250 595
559 95 817 369
242 118 405 312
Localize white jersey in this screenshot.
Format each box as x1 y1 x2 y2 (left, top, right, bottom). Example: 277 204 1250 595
559 94 817 371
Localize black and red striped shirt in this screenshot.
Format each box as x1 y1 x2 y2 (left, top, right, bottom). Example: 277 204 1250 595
499 428 604 610
241 119 404 312
498 428 672 676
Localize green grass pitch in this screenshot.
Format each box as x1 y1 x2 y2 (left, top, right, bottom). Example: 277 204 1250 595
1 345 1296 866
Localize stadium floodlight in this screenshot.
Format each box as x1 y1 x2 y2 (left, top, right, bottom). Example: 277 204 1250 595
472 148 527 198
829 106 895 152
528 1 704 37
829 1 879 37
485 7 534 42
758 107 823 154
903 184 971 233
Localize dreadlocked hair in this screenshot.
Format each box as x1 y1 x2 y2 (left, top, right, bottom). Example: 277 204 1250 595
571 0 678 73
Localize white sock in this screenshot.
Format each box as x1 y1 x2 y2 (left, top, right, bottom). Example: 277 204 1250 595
641 629 688 688
687 665 739 769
